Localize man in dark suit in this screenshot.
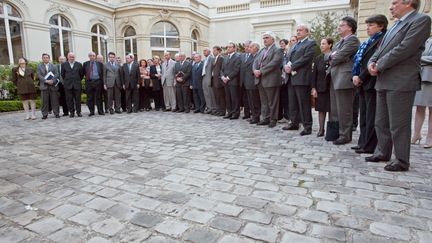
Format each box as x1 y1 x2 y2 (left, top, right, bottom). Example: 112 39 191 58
239 40 253 120
103 52 122 114
253 31 284 128
221 42 242 119
61 52 84 118
283 24 316 135
56 56 68 116
245 42 261 124
83 51 104 116
191 54 206 113
121 54 140 113
211 46 226 116
174 52 193 113
37 53 60 119
329 16 360 145
367 0 431 171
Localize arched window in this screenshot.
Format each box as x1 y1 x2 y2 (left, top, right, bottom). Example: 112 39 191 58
0 2 23 65
50 14 72 62
150 21 179 58
191 30 199 53
91 24 107 61
124 26 137 58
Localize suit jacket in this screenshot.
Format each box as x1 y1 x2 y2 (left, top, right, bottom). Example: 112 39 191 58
330 35 360 90
240 53 252 87
311 53 330 92
243 53 257 90
191 62 204 89
174 60 192 86
421 37 432 82
253 43 284 88
369 11 431 91
288 38 316 86
83 61 103 81
211 55 224 88
37 63 59 91
161 59 176 86
150 65 162 91
11 67 36 95
357 35 384 91
61 61 84 90
103 61 121 88
221 52 241 86
202 55 214 87
121 62 140 89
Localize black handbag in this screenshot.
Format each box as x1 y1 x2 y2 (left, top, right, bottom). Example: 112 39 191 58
325 121 339 141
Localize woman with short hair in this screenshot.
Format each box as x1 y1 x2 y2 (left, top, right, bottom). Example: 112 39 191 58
11 57 38 120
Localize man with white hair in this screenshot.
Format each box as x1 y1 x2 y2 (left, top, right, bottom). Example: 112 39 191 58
174 52 193 112
221 41 242 119
162 52 177 111
283 24 317 135
121 53 141 113
61 52 84 117
202 48 217 114
253 31 284 128
240 40 252 119
245 42 261 124
83 51 104 116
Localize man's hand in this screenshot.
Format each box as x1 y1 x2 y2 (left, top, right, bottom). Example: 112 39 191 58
46 80 53 85
311 88 317 98
352 76 362 87
123 85 126 90
284 65 292 74
253 70 261 78
368 62 378 76
104 84 107 90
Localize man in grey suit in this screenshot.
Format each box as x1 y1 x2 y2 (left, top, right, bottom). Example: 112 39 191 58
37 53 60 119
221 42 242 119
202 48 217 114
103 52 122 114
367 0 431 171
240 40 253 120
61 52 84 118
329 16 360 144
174 52 193 113
283 24 316 135
211 46 226 116
162 52 177 111
245 42 261 124
253 31 284 128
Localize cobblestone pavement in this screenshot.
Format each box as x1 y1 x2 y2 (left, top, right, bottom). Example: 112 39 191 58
1 107 432 243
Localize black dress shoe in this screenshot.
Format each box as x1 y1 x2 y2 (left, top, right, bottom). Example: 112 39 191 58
98 112 105 115
223 115 232 119
194 110 201 114
230 116 239 120
77 113 82 117
218 113 226 117
282 124 299 130
355 149 374 154
268 120 277 128
351 145 361 150
178 110 184 113
250 119 259 124
257 120 270 126
62 113 69 117
110 110 114 114
172 109 178 112
185 110 190 113
365 156 389 162
384 162 409 172
115 110 122 114
88 113 95 117
300 130 312 136
317 131 325 137
333 137 351 145
42 115 48 120
55 115 60 118
242 116 250 120
69 114 75 118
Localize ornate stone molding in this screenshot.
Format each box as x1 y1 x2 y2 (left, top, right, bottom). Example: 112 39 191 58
5 0 30 19
88 16 113 35
44 2 78 27
146 9 182 35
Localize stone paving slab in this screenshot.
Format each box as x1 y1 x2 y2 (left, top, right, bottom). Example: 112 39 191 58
1 107 432 242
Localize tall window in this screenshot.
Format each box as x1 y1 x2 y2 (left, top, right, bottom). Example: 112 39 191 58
124 26 137 58
0 2 23 65
150 21 179 58
191 30 199 53
91 24 107 60
50 14 72 62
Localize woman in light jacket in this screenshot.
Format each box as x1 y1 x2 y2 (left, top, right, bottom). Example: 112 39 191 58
412 36 432 148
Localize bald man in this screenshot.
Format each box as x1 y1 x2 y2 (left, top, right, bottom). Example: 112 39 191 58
83 51 104 116
61 52 84 117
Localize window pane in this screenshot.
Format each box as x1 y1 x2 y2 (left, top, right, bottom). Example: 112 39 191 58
0 3 3 15
132 39 137 58
152 51 165 60
125 39 131 54
99 26 106 35
0 20 9 65
151 22 164 36
9 20 22 63
150 37 164 47
6 4 20 18
192 30 198 40
165 23 178 37
124 26 136 37
50 28 61 61
61 16 70 28
166 37 179 48
92 36 98 54
49 15 58 26
91 25 98 33
100 37 107 60
62 29 71 56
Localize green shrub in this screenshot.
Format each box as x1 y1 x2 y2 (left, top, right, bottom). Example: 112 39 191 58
0 99 42 112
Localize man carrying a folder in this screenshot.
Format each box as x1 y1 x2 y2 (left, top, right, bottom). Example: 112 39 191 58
37 53 60 119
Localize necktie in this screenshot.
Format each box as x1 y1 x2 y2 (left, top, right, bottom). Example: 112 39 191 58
381 20 401 47
128 63 131 72
45 64 49 73
166 61 169 68
87 62 93 79
245 54 249 63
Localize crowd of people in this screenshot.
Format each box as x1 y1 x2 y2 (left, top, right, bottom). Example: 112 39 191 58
10 0 431 172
